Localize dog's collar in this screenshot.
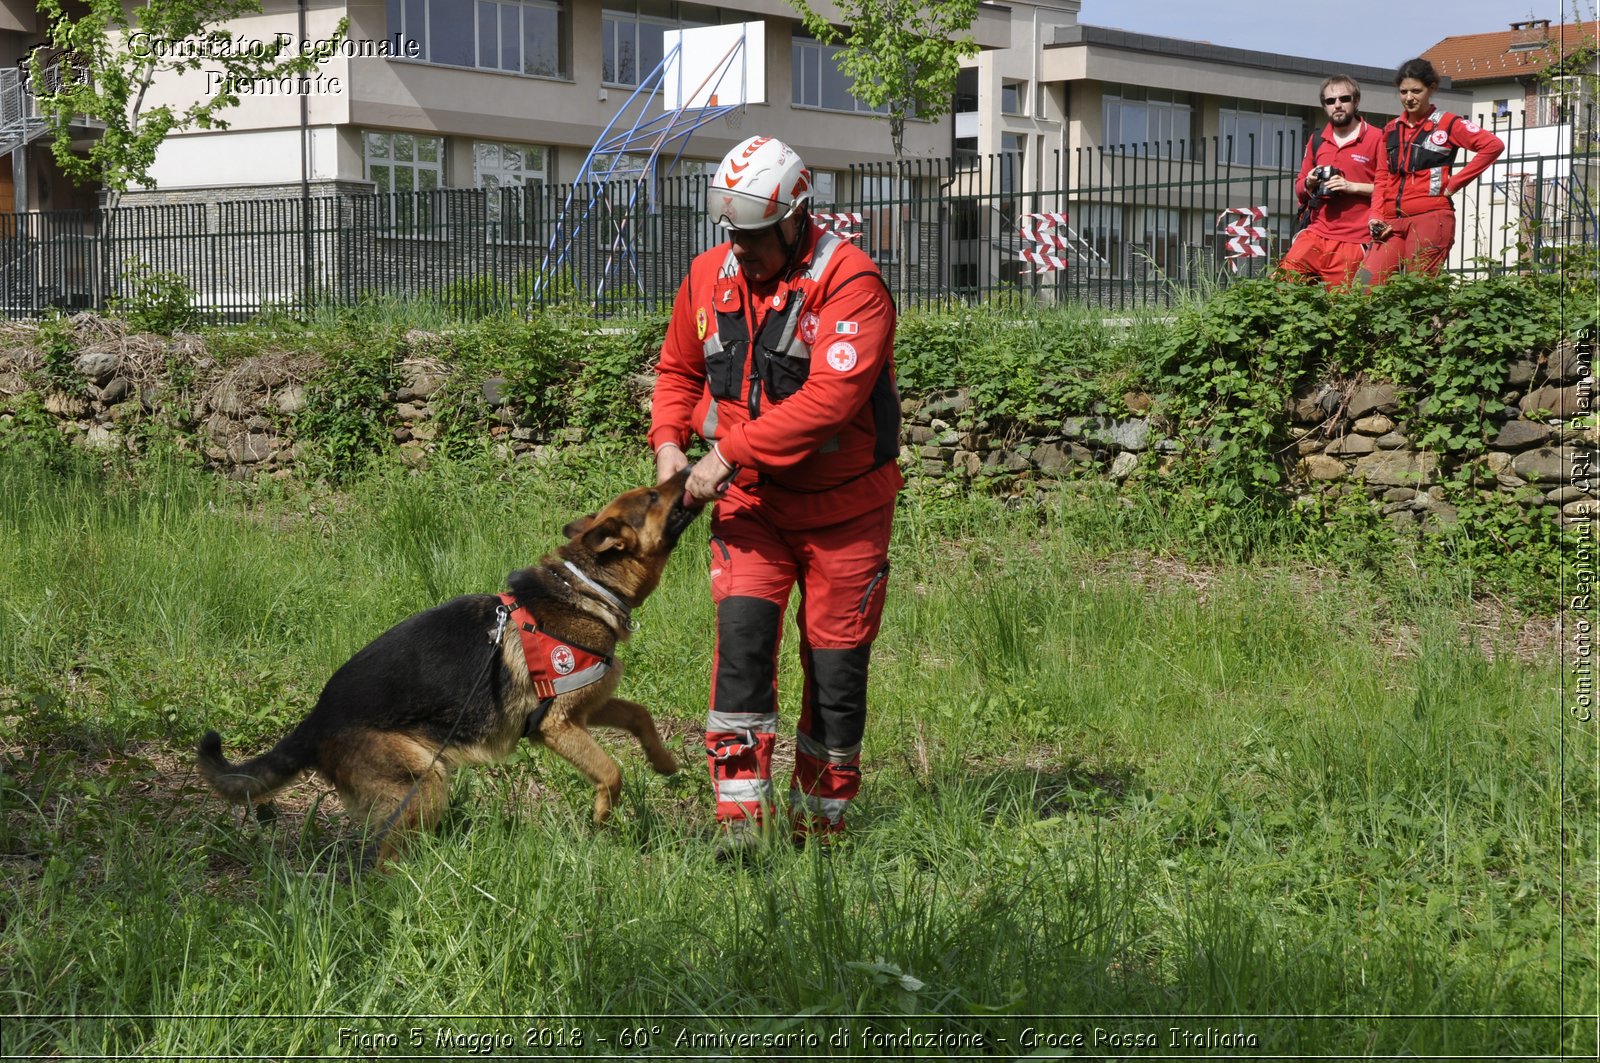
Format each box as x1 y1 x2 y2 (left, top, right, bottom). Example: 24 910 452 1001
558 560 637 631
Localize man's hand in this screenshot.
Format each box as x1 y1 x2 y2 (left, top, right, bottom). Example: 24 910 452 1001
685 448 735 504
655 442 690 484
1368 217 1392 240
1323 175 1374 197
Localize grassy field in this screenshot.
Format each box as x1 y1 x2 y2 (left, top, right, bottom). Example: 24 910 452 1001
0 445 1592 1060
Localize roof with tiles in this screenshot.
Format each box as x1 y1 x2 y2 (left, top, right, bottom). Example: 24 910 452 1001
1422 18 1598 85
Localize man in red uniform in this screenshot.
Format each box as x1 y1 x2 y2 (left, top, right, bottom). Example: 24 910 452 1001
1359 57 1505 287
1278 75 1383 288
650 135 902 855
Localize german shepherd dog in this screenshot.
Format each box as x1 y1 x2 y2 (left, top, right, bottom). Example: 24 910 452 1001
197 470 701 867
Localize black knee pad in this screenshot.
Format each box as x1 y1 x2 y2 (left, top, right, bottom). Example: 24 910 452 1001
803 644 872 750
714 596 783 716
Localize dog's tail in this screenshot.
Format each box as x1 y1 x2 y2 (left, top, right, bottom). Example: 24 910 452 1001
197 730 312 805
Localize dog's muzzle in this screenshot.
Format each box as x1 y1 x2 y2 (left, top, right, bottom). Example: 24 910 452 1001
663 469 703 540
665 494 703 540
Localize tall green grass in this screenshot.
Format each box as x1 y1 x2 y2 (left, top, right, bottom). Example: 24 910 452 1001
0 448 1590 1058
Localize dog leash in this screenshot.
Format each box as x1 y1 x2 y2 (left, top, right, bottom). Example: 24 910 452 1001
363 603 510 869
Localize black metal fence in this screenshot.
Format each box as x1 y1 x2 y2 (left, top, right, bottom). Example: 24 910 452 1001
0 117 1593 322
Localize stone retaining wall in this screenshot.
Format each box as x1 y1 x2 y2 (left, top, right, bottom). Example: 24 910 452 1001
895 338 1594 531
1 318 1593 530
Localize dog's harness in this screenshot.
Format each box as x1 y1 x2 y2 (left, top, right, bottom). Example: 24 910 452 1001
496 592 613 738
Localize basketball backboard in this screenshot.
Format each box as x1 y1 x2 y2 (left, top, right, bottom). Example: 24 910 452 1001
661 21 765 110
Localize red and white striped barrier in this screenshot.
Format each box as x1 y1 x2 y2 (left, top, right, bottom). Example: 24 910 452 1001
1019 248 1071 273
814 212 866 241
1217 206 1269 271
1018 210 1072 273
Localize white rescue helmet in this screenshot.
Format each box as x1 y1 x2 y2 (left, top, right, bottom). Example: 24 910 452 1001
709 135 813 230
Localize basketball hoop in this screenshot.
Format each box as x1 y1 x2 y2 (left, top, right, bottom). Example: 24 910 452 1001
533 23 761 304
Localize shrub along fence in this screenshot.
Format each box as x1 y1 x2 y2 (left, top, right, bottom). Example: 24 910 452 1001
0 115 1593 322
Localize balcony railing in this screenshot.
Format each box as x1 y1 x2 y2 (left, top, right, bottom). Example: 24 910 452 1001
0 62 95 158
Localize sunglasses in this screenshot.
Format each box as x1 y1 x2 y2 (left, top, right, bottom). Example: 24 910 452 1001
1323 94 1355 105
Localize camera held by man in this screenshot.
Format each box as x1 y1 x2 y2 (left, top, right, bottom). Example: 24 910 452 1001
1305 165 1343 193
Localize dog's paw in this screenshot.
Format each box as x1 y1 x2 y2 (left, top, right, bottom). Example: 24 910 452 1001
649 750 680 775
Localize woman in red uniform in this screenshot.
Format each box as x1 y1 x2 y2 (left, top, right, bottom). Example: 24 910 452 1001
1358 57 1504 287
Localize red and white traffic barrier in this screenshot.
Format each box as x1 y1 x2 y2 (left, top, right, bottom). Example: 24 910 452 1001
1217 206 1269 271
814 212 866 241
1018 210 1072 273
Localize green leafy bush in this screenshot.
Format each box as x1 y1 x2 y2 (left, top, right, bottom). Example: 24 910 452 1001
896 304 1158 431
292 321 403 480
111 260 197 335
35 312 82 396
1158 278 1335 507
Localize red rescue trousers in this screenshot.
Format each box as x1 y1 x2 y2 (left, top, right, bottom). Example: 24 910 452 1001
1358 209 1456 288
702 497 894 838
1277 231 1367 289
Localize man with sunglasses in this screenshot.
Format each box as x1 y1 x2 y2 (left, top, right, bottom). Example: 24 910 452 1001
1278 76 1383 288
650 135 902 857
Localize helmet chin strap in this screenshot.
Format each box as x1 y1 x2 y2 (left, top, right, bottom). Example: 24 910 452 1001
775 206 810 276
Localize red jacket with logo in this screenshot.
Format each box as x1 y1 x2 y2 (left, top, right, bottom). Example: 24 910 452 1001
1372 109 1505 221
649 221 903 530
1295 119 1384 242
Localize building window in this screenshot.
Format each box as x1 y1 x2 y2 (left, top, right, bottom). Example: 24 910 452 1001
954 67 978 114
855 174 906 261
365 130 444 234
792 33 887 115
603 5 658 86
475 141 549 191
1085 205 1124 277
950 198 980 241
1103 87 1192 158
475 141 550 240
1001 79 1025 116
387 0 566 78
811 170 836 204
602 1 714 86
1218 100 1305 168
1135 207 1181 277
997 132 1024 227
954 135 978 169
1534 76 1591 127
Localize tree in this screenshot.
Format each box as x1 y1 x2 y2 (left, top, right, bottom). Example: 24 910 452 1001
1537 1 1599 146
30 0 348 198
788 0 980 159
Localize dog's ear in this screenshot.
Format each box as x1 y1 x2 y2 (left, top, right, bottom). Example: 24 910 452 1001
581 515 637 556
563 513 596 539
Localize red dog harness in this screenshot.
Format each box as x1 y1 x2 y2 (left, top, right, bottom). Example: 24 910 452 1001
497 592 612 736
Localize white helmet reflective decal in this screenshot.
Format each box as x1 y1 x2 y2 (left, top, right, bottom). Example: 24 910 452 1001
710 135 813 230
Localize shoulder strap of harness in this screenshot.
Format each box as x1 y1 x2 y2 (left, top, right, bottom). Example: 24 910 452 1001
497 592 612 738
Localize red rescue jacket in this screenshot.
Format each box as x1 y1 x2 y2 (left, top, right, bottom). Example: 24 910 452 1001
1294 119 1383 243
1372 109 1505 221
650 221 903 529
